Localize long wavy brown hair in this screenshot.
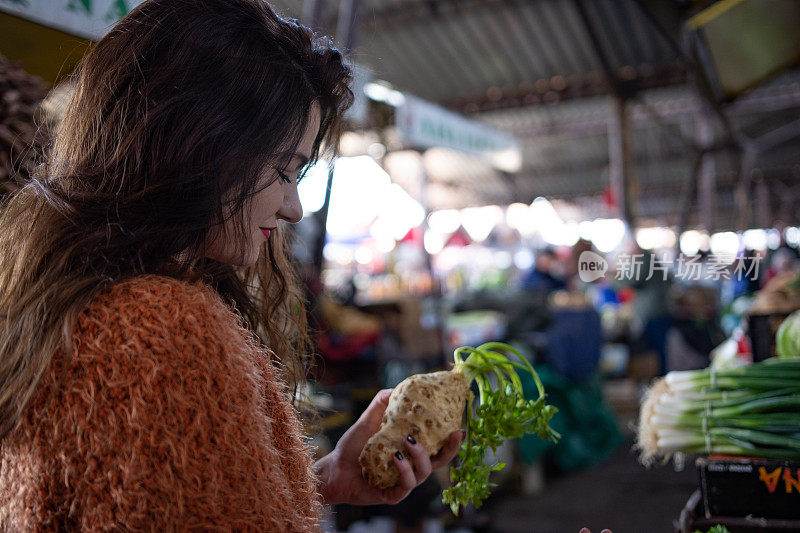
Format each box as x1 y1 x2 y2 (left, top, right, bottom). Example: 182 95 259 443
0 0 353 441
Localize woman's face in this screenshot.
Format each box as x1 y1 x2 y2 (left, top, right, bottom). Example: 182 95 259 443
206 102 321 267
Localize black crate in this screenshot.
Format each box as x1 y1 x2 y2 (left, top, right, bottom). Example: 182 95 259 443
697 457 800 521
676 489 800 533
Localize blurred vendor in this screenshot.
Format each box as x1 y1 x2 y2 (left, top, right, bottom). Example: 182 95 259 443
522 247 566 293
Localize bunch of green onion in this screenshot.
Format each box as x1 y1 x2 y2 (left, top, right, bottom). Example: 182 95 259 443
637 358 800 465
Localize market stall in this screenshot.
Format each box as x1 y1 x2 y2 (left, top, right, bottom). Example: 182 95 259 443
637 272 800 533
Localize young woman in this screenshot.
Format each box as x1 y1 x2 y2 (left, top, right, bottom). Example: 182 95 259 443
0 0 462 529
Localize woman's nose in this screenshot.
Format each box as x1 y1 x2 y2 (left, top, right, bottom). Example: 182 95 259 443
278 185 303 224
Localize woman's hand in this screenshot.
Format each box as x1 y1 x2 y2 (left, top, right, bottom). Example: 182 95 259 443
314 388 465 506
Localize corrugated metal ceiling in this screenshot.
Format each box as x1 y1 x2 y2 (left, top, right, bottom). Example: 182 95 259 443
271 0 683 105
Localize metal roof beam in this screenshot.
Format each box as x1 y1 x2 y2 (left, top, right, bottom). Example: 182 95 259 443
363 0 512 31
736 116 800 230
752 117 800 154
496 83 800 138
515 152 708 189
572 0 634 100
442 62 687 113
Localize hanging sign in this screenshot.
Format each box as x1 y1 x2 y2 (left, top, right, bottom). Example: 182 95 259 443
0 0 145 40
395 93 521 172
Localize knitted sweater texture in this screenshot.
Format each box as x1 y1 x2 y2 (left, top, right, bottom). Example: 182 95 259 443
0 274 323 531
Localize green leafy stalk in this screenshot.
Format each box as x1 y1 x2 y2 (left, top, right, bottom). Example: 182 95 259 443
693 526 731 533
441 342 558 515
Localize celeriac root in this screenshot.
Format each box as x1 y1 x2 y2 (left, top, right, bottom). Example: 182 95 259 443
359 370 471 489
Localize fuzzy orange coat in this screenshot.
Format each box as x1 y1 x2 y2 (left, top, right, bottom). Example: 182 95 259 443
0 274 323 531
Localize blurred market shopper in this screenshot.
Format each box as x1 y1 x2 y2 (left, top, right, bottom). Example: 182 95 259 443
618 248 674 375
0 0 462 530
521 246 567 293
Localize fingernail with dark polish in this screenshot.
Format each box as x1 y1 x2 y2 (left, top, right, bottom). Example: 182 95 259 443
395 451 404 460
407 435 416 444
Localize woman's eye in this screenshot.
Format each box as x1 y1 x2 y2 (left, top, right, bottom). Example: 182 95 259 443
277 169 292 184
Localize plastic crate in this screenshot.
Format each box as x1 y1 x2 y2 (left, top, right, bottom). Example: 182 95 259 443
676 489 800 533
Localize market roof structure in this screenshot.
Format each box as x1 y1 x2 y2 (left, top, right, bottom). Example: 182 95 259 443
270 0 800 231
1 0 798 230
272 0 687 107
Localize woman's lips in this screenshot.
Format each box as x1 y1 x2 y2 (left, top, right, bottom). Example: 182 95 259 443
259 227 275 239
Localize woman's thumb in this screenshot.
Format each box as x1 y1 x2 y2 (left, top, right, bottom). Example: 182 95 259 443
359 389 393 428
